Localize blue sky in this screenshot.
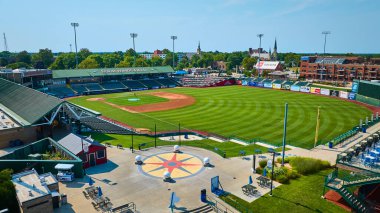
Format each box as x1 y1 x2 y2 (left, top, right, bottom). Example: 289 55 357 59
0 0 379 53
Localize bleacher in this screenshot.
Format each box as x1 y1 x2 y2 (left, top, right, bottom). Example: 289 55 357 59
156 78 178 87
121 80 148 91
80 117 134 134
47 86 75 98
71 84 89 95
85 83 104 91
101 82 126 90
272 79 284 84
182 76 228 87
139 79 162 89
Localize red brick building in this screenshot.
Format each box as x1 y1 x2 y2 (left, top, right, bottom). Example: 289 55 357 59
299 56 380 81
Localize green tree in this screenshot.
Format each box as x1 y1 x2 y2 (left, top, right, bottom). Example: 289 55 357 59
102 53 123 68
16 51 31 64
6 62 30 69
162 49 171 54
125 48 136 57
49 53 76 70
284 53 301 67
242 56 257 71
116 56 134 68
78 48 92 62
0 169 18 213
32 48 54 69
87 54 104 68
135 57 148 67
78 58 100 69
151 56 163 67
163 53 178 67
226 53 243 70
190 54 200 67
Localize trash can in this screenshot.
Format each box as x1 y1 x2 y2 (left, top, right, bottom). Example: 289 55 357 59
362 127 366 133
61 194 67 205
200 189 207 203
328 142 333 149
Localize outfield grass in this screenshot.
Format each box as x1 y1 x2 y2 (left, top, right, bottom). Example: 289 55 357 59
220 169 346 213
70 86 371 149
84 133 283 158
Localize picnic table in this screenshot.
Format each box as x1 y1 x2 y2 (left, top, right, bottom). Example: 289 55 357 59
94 196 107 205
242 184 257 196
256 176 270 187
85 186 98 198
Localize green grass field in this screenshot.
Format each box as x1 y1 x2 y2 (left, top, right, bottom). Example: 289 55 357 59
70 86 371 149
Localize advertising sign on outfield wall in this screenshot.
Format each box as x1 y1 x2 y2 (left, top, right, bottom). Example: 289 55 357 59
264 82 273 88
310 87 321 94
248 81 257 86
300 86 310 93
339 91 349 99
272 83 282 89
283 85 291 90
320 88 330 96
352 82 359 93
330 90 339 97
257 82 264 87
242 80 248 86
348 92 356 100
290 85 300 91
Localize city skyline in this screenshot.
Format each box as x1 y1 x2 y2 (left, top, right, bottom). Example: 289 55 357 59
0 0 379 53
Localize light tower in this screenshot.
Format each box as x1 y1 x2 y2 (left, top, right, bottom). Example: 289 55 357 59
70 23 79 69
170 36 177 69
321 31 331 80
257 34 264 77
3 33 8 52
69 44 72 52
130 33 138 66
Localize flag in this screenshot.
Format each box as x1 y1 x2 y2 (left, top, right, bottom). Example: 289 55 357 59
168 192 180 209
249 176 253 185
263 168 267 177
97 186 103 197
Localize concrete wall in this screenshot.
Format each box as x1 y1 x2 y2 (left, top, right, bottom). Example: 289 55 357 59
0 127 37 149
21 195 53 213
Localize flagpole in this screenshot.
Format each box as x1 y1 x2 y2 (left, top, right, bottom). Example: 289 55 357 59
314 106 321 148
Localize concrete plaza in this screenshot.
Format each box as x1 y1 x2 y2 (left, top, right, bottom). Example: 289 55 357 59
57 145 280 213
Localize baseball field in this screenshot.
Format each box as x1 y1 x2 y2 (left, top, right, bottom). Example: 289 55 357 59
69 86 371 149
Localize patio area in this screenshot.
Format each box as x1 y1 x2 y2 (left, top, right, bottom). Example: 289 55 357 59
57 145 280 212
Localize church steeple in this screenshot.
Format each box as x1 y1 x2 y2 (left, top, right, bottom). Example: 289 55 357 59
272 38 278 61
197 41 201 55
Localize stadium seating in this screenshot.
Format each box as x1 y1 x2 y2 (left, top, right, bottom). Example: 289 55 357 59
121 80 148 91
262 79 274 84
156 78 179 87
80 117 133 134
139 79 162 89
85 83 104 91
71 84 89 95
100 82 126 90
47 85 75 98
272 79 284 84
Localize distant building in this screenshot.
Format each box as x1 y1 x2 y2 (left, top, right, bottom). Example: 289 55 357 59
249 39 278 61
12 170 59 213
299 56 380 81
255 61 283 72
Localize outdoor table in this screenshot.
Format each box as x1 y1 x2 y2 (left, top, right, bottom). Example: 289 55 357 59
94 196 107 206
242 184 257 196
340 153 347 161
256 176 270 187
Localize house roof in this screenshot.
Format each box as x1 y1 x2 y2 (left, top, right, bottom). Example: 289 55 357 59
52 66 174 79
0 78 63 127
57 133 105 155
12 170 51 203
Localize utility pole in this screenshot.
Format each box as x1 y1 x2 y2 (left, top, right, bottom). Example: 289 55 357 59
321 31 331 81
257 34 264 77
130 33 138 66
69 44 72 52
70 23 79 69
3 33 8 51
170 36 177 69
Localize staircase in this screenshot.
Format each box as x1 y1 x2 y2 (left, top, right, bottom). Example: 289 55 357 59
186 204 214 213
337 187 368 213
325 170 380 213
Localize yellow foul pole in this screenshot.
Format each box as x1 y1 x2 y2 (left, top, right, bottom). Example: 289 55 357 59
314 106 321 148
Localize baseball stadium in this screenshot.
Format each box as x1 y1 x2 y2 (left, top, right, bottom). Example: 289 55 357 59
1 66 380 213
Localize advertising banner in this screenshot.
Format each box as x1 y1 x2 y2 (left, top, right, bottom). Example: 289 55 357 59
257 82 264 87
339 91 349 99
310 87 321 94
290 85 300 91
348 92 356 100
241 80 248 86
272 83 282 89
264 82 273 88
351 82 359 93
320 88 330 96
330 90 339 97
300 86 310 93
283 84 291 90
248 81 257 87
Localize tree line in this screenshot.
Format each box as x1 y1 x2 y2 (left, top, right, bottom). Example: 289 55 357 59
0 48 306 73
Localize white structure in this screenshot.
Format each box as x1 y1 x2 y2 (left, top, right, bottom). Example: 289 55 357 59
173 145 180 153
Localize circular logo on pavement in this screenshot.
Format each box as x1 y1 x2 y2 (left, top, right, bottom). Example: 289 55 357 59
139 152 204 179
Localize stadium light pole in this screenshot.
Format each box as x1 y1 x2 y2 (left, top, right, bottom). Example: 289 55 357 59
171 36 177 69
70 22 79 69
281 103 288 166
268 148 275 196
321 31 331 80
257 34 264 77
130 33 138 66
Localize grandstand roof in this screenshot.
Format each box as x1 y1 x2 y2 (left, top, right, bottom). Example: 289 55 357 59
0 78 63 126
52 66 174 79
